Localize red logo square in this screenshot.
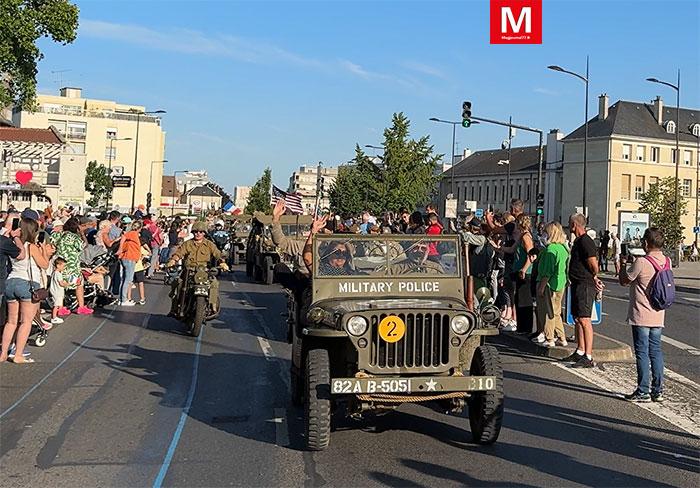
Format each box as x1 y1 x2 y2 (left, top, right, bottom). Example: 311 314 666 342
490 0 542 44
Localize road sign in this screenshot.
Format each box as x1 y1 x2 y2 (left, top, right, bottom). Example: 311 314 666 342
445 198 457 218
112 176 132 188
565 287 602 325
464 200 477 212
112 166 124 176
475 208 484 218
694 226 699 234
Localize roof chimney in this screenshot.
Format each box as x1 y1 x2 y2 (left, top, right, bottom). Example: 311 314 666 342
653 96 663 125
598 93 609 121
59 87 82 98
463 148 471 158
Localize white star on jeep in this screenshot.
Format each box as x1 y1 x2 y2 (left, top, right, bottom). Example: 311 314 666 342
425 379 437 391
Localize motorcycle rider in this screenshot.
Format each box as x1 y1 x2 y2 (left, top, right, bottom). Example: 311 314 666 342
167 221 229 317
210 219 229 252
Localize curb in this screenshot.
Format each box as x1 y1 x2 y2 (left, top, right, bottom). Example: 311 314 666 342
495 328 632 362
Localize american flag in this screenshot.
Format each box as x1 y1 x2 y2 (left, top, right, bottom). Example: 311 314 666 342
271 185 304 214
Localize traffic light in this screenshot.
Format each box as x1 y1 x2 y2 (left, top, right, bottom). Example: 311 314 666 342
146 192 152 212
462 101 472 127
536 193 545 216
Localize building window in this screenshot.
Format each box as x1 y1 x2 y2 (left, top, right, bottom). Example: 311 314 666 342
692 124 700 137
665 120 676 134
485 185 489 201
649 176 659 187
105 146 116 161
622 144 631 160
636 145 645 161
635 175 645 200
621 174 631 200
526 179 531 200
48 119 66 134
68 142 85 154
478 186 482 201
682 179 691 197
518 182 522 199
67 121 87 140
684 150 692 165
651 146 659 163
106 128 117 140
471 185 475 200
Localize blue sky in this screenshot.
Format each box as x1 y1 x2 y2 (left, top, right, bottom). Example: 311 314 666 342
35 0 700 193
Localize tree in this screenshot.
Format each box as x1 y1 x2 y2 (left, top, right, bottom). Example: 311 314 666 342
0 0 80 110
329 113 442 216
84 160 112 209
638 176 687 248
245 167 272 214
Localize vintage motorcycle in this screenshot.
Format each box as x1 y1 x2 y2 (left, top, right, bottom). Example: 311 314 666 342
171 265 221 337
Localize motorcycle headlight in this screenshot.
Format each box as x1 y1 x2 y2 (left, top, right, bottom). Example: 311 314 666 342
450 315 472 335
346 316 368 336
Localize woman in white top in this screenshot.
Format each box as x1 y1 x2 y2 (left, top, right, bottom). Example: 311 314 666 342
0 218 52 363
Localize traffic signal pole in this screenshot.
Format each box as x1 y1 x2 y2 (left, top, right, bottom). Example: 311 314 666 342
468 114 545 222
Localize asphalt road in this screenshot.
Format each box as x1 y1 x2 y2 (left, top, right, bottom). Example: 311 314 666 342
1 268 698 487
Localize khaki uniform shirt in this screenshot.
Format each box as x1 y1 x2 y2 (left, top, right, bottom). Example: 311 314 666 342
176 239 221 268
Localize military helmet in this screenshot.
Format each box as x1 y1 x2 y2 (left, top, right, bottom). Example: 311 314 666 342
192 221 208 233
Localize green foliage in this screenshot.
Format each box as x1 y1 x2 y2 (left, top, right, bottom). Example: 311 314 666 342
328 112 442 216
84 160 112 209
0 0 79 110
638 176 687 247
245 167 272 214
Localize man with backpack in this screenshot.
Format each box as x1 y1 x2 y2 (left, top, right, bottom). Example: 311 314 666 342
618 227 674 403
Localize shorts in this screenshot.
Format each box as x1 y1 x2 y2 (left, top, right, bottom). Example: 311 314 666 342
612 254 620 263
133 270 146 283
571 281 596 318
4 278 40 303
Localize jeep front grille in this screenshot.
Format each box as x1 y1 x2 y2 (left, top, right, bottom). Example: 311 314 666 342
369 313 450 369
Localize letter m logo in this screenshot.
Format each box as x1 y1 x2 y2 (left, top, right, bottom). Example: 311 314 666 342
490 0 542 44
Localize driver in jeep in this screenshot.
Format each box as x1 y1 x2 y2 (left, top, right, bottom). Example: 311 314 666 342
388 241 445 275
167 221 229 317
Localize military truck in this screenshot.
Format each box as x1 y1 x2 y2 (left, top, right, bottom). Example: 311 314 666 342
245 214 312 285
291 234 504 450
223 215 252 266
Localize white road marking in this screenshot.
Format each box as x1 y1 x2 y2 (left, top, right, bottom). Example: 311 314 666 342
257 336 274 361
682 296 700 303
661 335 700 356
556 362 700 437
274 407 290 447
605 296 628 302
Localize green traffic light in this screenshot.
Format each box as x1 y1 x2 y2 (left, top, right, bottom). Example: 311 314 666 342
536 208 543 215
462 119 471 128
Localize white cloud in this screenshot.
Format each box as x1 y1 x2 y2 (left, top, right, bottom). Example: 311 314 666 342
534 87 559 96
402 61 449 80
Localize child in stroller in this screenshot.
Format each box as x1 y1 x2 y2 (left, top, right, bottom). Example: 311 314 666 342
64 251 118 310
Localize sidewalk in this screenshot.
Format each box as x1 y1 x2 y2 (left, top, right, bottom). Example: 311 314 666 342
496 323 632 361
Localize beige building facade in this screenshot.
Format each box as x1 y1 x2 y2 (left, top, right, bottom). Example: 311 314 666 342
561 95 700 243
233 185 251 211
288 164 338 214
12 87 166 212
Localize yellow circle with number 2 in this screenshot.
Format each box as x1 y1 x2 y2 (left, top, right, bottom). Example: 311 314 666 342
378 315 406 343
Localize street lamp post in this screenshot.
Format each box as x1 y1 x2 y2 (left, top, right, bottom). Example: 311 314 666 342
148 160 168 214
171 170 189 218
106 136 132 210
131 109 166 214
647 70 681 211
429 118 458 197
548 56 590 216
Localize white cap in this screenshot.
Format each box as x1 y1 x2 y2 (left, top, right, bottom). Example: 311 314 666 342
215 219 225 226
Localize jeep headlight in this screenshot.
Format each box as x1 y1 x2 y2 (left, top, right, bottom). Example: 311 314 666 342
450 314 472 335
346 316 368 336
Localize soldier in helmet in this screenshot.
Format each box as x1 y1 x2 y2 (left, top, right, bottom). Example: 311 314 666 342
166 220 228 317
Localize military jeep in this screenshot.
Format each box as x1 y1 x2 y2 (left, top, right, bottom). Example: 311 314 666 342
292 234 504 451
225 217 251 266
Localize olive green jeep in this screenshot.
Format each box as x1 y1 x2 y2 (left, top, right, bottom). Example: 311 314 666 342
291 234 504 450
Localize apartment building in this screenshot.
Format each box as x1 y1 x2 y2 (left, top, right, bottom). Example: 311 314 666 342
288 164 338 214
12 87 166 211
561 94 699 243
233 185 251 211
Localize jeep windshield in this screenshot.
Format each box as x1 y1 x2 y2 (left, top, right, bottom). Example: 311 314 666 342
314 235 459 277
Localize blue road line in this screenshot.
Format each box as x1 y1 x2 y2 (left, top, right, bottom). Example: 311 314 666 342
0 309 115 420
152 326 204 488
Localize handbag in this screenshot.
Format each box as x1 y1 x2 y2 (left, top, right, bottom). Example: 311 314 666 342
27 244 48 303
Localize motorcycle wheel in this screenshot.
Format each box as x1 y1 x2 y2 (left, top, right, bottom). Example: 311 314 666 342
191 296 206 337
263 256 274 285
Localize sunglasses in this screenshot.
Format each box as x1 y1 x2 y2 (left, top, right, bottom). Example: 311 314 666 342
329 248 349 258
193 230 206 234
412 245 429 252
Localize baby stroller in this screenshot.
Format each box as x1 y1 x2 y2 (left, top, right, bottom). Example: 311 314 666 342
30 313 49 347
64 251 118 310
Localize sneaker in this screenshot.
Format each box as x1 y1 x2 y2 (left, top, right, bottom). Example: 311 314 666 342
555 338 568 347
120 300 136 307
57 307 71 316
76 306 94 315
531 333 545 343
571 355 594 368
561 351 584 362
567 334 576 342
502 321 517 332
138 299 146 305
50 317 64 325
625 390 652 402
8 345 31 358
651 393 665 403
541 340 556 348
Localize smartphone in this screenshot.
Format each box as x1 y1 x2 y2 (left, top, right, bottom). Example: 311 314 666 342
38 231 45 244
11 218 20 231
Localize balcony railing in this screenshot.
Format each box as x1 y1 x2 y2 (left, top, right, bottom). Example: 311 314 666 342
30 106 162 125
67 131 86 140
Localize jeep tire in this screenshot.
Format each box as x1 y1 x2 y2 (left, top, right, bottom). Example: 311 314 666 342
305 348 331 450
467 345 504 444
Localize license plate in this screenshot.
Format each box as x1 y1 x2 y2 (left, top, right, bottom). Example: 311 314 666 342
331 375 496 395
